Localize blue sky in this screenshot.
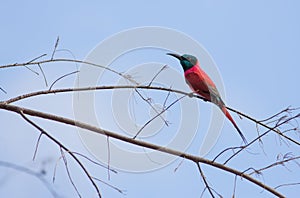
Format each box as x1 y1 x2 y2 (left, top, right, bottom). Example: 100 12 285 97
1 1 300 197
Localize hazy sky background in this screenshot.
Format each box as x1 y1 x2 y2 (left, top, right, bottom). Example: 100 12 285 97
1 1 300 198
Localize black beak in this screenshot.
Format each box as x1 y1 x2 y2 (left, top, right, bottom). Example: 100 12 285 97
166 53 182 61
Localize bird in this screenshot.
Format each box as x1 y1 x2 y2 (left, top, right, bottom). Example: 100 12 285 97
167 53 247 144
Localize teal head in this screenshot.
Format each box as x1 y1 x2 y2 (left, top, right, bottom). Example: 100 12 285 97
167 53 198 71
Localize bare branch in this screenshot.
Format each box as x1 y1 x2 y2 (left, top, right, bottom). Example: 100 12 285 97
0 103 284 197
4 50 300 197
196 163 215 198
18 110 102 198
0 58 137 84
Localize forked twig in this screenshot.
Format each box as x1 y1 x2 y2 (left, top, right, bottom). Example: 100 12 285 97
133 94 185 139
19 111 102 198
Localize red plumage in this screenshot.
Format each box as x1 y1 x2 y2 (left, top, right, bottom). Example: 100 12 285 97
184 61 247 144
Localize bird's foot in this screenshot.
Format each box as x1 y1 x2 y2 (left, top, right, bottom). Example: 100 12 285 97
188 92 194 98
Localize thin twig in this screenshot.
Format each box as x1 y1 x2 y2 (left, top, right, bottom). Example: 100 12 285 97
53 155 61 183
49 71 79 91
51 37 60 60
106 136 111 180
26 54 47 64
232 175 238 198
60 148 82 198
0 87 7 94
196 163 215 198
174 158 185 172
71 152 117 174
37 63 48 87
162 87 172 108
93 177 126 194
275 182 300 189
212 146 244 162
24 65 39 75
259 106 292 122
32 133 43 161
148 64 168 86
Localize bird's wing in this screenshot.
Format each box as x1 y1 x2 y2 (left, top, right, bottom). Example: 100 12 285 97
194 66 224 106
206 83 225 107
185 66 225 107
185 71 211 99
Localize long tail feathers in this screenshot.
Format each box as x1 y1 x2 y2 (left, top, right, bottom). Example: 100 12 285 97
221 106 248 144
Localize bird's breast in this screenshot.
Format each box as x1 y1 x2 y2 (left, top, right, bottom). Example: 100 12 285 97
184 66 212 101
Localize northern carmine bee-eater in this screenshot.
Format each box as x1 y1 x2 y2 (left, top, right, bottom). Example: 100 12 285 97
167 53 247 144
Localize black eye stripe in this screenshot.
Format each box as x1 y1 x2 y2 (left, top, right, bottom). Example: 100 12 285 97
182 57 189 61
